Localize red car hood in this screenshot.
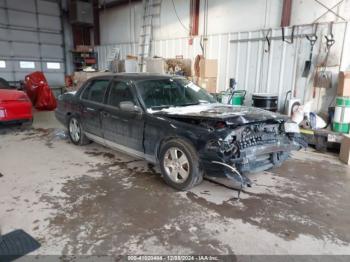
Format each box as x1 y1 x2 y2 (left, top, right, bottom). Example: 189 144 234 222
0 89 29 103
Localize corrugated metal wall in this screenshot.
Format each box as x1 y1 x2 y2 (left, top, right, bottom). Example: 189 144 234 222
96 21 348 112
96 42 137 71
0 0 65 86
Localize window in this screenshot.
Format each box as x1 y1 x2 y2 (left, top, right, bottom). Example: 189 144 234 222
0 61 6 68
20 61 35 69
47 62 60 69
136 78 216 109
107 81 135 108
81 80 109 103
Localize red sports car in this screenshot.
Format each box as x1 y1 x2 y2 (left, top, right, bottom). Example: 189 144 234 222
0 87 33 125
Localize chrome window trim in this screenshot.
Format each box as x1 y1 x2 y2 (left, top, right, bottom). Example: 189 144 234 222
85 132 156 164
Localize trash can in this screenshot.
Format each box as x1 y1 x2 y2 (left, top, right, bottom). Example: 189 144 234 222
231 90 246 106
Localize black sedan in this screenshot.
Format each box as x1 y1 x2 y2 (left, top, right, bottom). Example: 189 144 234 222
55 74 304 190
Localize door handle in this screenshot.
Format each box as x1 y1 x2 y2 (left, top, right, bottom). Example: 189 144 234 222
84 107 96 112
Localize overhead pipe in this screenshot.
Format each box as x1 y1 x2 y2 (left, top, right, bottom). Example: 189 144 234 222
190 0 200 36
93 0 100 45
281 0 292 27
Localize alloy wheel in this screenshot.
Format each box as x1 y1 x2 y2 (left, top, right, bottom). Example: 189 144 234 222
69 118 81 143
163 147 190 183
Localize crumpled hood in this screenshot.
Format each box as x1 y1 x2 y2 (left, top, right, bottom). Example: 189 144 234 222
150 103 287 125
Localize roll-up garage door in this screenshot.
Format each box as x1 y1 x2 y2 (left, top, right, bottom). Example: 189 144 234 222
0 0 65 86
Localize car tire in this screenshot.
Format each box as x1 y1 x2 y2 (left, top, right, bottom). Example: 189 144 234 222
159 138 203 191
67 116 90 146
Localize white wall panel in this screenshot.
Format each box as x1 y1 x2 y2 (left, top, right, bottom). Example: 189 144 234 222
97 0 350 112
97 22 348 113
291 0 350 25
202 0 282 36
100 0 285 44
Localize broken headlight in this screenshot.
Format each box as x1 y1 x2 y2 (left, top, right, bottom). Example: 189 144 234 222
205 140 221 151
206 137 238 155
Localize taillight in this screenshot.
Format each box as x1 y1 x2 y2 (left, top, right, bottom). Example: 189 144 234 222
0 108 6 118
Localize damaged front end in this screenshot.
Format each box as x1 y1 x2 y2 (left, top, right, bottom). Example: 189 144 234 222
202 119 306 188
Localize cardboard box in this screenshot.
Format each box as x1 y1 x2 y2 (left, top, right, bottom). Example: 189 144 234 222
199 59 218 78
125 59 138 73
111 59 125 73
337 71 350 96
340 135 350 165
126 55 138 60
145 58 167 74
197 77 217 93
111 59 138 73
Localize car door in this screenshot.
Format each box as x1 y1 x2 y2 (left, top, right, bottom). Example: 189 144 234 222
101 80 145 156
80 79 110 138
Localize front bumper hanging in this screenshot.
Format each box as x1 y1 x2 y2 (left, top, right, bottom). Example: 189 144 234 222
211 161 252 199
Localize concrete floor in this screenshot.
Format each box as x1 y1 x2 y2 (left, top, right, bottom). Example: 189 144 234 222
1 111 350 256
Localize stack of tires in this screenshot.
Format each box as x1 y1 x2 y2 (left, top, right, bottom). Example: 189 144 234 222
333 96 350 133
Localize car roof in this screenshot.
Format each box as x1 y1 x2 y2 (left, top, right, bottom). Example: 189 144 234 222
89 73 185 82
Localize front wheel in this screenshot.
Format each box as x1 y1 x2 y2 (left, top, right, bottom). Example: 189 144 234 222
68 116 90 145
159 138 203 190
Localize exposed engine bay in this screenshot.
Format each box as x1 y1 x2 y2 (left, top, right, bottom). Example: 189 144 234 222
203 120 305 190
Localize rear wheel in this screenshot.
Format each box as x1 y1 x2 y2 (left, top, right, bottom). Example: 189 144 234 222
159 138 203 190
68 116 90 145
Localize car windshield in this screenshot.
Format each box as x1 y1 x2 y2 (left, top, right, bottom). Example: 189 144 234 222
136 78 217 110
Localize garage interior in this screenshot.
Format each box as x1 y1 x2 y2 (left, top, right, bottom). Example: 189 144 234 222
1 0 350 260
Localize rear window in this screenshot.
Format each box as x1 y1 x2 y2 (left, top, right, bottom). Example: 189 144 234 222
81 80 109 103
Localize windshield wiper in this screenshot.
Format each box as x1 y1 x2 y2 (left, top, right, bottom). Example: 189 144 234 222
178 102 201 107
151 102 203 109
150 105 170 110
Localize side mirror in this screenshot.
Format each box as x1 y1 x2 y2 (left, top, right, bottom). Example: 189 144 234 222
119 101 142 113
